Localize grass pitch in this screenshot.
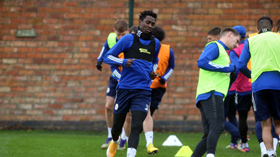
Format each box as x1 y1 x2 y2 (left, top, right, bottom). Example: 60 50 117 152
0 130 277 157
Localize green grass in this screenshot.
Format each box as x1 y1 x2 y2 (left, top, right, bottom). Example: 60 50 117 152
0 130 277 157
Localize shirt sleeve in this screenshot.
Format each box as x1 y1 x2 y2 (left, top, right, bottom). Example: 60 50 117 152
197 43 235 73
152 39 160 72
229 50 239 75
103 35 132 67
162 48 175 81
110 65 121 80
237 39 251 78
97 41 110 62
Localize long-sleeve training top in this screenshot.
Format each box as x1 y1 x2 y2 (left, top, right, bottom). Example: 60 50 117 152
238 39 280 92
97 38 119 62
196 40 235 104
104 34 160 91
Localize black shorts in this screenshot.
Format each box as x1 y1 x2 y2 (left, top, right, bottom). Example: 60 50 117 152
106 76 118 98
150 88 166 109
254 89 280 121
236 93 252 111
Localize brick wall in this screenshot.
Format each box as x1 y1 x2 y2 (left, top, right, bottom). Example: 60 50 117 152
0 0 279 131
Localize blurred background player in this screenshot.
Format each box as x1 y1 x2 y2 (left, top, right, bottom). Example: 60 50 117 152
207 27 241 151
238 16 280 157
192 28 240 157
229 25 251 152
207 27 220 43
104 10 160 157
142 25 175 155
242 17 280 157
129 25 138 34
96 19 129 150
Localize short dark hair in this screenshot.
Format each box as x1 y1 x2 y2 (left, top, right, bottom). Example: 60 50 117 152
257 16 273 30
152 25 165 41
139 10 157 21
277 18 280 30
220 28 240 37
129 25 138 34
114 19 128 32
257 16 273 26
208 27 221 36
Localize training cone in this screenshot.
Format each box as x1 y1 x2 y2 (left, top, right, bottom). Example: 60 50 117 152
174 146 193 157
162 135 183 146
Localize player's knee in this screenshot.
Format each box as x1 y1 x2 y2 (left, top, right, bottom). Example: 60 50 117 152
233 129 240 137
145 112 152 121
214 122 224 134
273 119 280 127
105 102 114 111
112 124 122 136
125 114 132 124
112 127 122 137
131 120 143 134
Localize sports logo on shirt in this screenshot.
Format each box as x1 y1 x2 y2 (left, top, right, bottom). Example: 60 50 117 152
115 104 119 110
107 87 110 93
139 48 151 54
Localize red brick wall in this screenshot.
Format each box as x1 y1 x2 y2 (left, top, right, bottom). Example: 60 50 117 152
0 0 279 128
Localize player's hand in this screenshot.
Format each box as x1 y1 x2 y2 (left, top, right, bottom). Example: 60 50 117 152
230 71 237 85
96 61 103 71
150 71 157 80
126 59 135 68
158 76 166 85
233 64 236 72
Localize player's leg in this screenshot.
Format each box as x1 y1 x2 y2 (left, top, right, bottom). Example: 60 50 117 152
270 90 280 156
205 94 224 156
127 110 147 157
262 118 273 156
102 77 118 149
238 110 249 151
256 121 268 156
228 93 238 127
118 111 132 150
123 111 132 139
224 120 241 150
192 94 224 157
127 89 151 157
271 123 279 152
191 102 209 157
143 108 153 147
236 93 252 152
143 88 165 154
224 94 240 150
107 89 131 157
107 113 127 157
255 90 276 156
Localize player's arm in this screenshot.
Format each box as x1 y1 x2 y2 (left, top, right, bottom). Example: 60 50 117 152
96 41 110 71
110 65 121 80
160 48 175 83
229 51 239 75
237 39 251 78
150 39 160 80
153 39 160 72
197 43 235 73
104 35 131 66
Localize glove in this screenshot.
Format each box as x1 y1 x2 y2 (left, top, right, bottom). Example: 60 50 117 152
233 64 236 72
230 71 237 85
96 61 102 71
159 76 166 85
